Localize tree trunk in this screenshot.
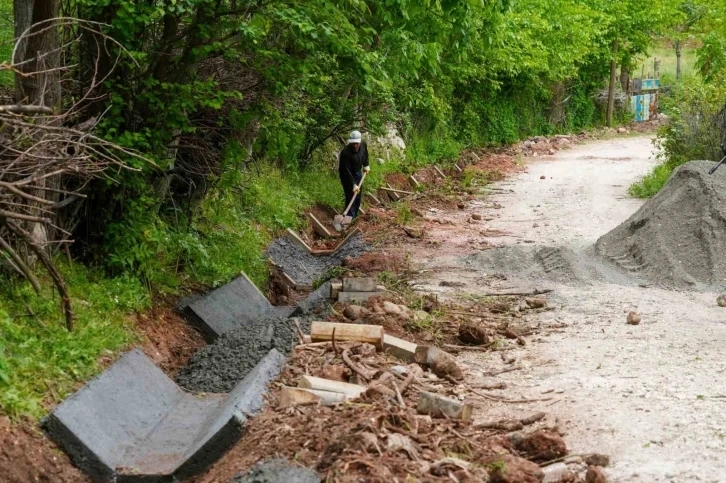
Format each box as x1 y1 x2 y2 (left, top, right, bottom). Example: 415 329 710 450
15 0 62 110
620 66 630 95
606 37 618 128
675 39 682 81
12 0 33 103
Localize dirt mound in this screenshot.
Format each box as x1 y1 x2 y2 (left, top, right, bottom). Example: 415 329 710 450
597 160 726 289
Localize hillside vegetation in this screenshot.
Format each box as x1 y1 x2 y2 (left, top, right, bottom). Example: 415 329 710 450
0 0 686 418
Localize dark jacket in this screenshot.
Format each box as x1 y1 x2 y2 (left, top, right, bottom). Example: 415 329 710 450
338 142 369 189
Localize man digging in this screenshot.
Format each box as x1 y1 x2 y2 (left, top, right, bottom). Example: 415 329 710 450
338 130 370 222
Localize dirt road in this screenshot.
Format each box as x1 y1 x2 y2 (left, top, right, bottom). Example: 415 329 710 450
414 136 726 482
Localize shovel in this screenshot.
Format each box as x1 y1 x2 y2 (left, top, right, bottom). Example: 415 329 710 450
333 171 367 231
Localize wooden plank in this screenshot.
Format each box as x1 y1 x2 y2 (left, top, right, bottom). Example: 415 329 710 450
383 334 417 362
434 166 447 179
380 186 415 196
453 163 463 173
331 227 362 255
417 391 473 421
297 376 367 397
310 321 384 349
408 175 420 188
309 213 332 238
338 291 386 303
386 183 401 201
342 277 378 292
278 387 347 407
364 193 381 206
285 228 312 254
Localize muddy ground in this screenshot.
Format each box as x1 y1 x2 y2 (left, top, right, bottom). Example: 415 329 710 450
411 135 726 482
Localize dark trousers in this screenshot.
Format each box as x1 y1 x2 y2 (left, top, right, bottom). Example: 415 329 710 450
341 171 362 218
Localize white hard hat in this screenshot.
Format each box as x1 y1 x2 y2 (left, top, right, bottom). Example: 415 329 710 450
347 130 362 144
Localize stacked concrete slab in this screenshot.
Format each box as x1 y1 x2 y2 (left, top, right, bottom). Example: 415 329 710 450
43 348 286 483
184 272 296 342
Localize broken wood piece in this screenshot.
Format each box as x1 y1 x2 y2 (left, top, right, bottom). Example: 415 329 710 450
386 183 401 201
380 186 414 196
475 412 546 431
383 334 417 362
363 193 381 206
414 346 463 380
338 291 386 303
343 348 376 381
297 375 367 398
417 391 472 421
279 387 348 407
342 277 378 292
311 322 384 349
284 228 312 254
481 288 553 297
309 213 332 238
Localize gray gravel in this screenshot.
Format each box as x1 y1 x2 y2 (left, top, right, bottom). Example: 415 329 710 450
597 160 726 289
177 316 303 393
231 459 319 483
266 233 368 286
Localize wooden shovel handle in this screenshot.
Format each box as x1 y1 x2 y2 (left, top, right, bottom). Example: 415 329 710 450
343 171 367 217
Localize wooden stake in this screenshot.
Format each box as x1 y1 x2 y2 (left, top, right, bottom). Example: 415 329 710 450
310 322 384 349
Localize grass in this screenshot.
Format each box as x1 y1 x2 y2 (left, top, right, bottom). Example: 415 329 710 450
634 42 698 83
0 0 13 87
629 162 675 198
0 263 148 419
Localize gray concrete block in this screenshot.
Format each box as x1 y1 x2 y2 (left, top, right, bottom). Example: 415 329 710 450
44 348 286 483
184 273 294 342
293 281 332 316
337 291 385 303
342 277 378 292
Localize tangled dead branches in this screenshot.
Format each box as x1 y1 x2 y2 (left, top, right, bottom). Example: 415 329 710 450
0 18 148 330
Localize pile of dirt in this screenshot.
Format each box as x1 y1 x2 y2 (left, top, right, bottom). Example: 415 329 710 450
176 316 302 393
136 304 207 377
266 233 369 286
597 160 726 289
0 416 88 483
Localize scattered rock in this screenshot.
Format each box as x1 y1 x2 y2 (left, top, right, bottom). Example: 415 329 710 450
414 310 430 322
717 294 726 307
415 346 464 380
458 202 466 210
356 432 380 452
386 433 420 460
584 454 611 467
525 297 547 309
585 466 608 483
458 322 490 345
472 213 482 221
486 454 543 483
317 364 347 382
351 343 377 357
343 305 371 320
540 175 546 180
617 127 627 134
430 457 470 476
626 311 641 325
232 458 320 483
547 149 556 155
382 301 403 315
513 430 567 462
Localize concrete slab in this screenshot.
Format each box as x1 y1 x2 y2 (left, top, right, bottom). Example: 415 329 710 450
293 281 332 315
43 348 286 483
184 273 294 342
342 277 378 292
337 291 385 303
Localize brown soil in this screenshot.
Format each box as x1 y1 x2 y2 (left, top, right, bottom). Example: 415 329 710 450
0 416 89 483
342 251 407 275
384 172 414 191
305 203 339 239
190 342 559 483
136 301 207 377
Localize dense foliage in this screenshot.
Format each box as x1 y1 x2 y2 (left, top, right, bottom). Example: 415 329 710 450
0 0 686 418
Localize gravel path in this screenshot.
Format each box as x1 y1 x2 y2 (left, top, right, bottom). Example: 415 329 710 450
414 135 726 482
